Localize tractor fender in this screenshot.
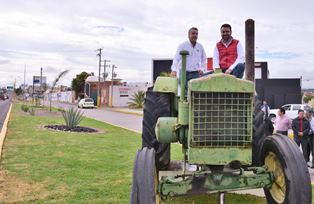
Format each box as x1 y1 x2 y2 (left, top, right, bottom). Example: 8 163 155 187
153 77 178 94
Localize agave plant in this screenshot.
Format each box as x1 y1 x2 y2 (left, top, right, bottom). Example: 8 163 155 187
62 108 84 129
127 90 145 109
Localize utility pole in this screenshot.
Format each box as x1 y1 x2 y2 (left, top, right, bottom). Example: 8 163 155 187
96 48 102 107
103 59 110 80
110 65 117 107
24 64 26 99
32 76 34 99
40 67 43 95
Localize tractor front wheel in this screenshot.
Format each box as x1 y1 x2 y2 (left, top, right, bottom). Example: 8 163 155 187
130 147 159 204
260 134 312 204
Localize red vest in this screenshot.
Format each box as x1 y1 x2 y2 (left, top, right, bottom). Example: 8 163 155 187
216 39 239 70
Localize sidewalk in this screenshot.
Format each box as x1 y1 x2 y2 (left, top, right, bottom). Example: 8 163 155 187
107 107 143 116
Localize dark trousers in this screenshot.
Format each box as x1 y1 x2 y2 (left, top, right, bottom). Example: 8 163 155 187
222 63 245 78
309 134 314 164
184 71 200 91
294 136 311 162
276 130 288 136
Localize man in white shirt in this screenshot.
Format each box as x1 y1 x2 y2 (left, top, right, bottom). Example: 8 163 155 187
170 27 207 88
213 24 245 78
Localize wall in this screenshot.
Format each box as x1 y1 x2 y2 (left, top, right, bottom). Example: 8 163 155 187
256 79 301 109
44 91 74 103
110 82 152 107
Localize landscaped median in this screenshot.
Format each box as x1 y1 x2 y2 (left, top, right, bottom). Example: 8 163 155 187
0 103 290 203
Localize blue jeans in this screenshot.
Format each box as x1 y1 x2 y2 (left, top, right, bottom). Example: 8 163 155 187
186 71 200 90
231 63 245 78
178 70 200 91
222 63 245 78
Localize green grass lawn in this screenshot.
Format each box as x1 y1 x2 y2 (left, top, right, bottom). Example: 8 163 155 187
0 104 270 203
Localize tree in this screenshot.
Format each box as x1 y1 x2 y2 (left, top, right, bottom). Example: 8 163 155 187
71 72 90 99
127 90 145 109
303 95 314 103
14 87 23 95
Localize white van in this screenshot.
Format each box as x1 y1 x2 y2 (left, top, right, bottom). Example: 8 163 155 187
269 104 312 120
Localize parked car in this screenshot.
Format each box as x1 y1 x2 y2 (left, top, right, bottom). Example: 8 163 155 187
78 98 95 109
269 104 312 121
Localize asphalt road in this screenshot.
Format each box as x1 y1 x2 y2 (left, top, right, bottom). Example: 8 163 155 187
0 95 12 131
44 101 143 133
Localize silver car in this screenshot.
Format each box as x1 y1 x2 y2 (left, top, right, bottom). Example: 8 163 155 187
78 98 95 109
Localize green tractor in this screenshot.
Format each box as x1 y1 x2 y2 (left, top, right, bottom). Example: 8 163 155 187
130 50 312 204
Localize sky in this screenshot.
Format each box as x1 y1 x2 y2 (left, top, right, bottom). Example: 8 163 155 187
0 0 314 89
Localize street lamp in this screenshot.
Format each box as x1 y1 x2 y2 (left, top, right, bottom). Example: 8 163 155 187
110 65 117 107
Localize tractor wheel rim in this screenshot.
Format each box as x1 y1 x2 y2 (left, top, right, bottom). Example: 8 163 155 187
265 152 286 203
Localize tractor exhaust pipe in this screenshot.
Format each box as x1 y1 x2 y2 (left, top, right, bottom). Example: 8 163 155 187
179 50 189 100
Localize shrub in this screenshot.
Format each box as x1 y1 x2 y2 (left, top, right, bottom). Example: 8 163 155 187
29 108 35 116
62 108 84 129
57 107 65 113
21 104 29 112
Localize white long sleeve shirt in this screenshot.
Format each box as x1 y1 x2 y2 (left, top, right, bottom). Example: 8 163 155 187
213 39 244 70
310 118 314 134
171 41 207 73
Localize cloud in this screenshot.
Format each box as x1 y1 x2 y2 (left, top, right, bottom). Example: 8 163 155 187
94 25 125 33
0 59 10 64
0 0 313 89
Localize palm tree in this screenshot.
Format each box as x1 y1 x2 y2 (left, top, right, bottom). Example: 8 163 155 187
49 70 69 112
127 90 145 109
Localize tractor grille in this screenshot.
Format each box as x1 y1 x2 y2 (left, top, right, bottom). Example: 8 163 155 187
191 92 252 147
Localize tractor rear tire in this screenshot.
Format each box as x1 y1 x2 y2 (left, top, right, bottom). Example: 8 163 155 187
142 88 171 170
260 134 312 204
252 100 267 166
132 147 159 204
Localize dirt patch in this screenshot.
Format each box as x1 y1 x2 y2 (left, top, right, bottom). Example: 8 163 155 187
34 109 61 117
19 108 61 117
0 170 47 203
0 171 71 203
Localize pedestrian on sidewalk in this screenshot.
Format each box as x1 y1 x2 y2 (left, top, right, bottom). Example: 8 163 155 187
274 107 291 136
292 109 311 162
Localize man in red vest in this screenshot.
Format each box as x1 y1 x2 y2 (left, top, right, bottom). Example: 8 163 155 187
213 24 245 78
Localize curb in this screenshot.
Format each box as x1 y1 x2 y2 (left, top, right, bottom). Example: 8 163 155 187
98 120 142 134
107 108 143 116
0 104 13 158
